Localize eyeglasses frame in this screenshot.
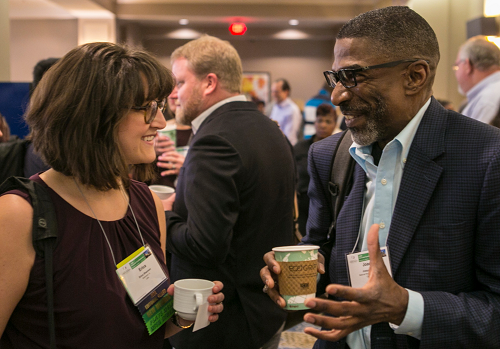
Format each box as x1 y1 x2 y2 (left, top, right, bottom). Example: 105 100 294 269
323 59 429 89
131 99 167 124
452 59 466 71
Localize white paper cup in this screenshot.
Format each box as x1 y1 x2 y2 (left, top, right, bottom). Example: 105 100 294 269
149 185 175 200
173 279 214 321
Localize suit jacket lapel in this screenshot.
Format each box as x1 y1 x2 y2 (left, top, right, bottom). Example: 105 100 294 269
335 164 366 285
387 97 446 276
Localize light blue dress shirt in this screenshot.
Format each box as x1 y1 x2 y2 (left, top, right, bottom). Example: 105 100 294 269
462 70 500 124
345 98 431 349
269 97 303 145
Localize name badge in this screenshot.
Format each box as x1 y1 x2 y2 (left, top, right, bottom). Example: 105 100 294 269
116 245 173 335
346 246 392 288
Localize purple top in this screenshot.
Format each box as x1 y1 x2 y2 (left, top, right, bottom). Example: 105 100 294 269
1 174 168 348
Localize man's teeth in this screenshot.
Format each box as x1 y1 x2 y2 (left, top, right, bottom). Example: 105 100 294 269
143 135 155 141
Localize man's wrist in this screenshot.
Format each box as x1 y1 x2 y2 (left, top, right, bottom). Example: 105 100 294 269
392 287 409 325
389 289 424 339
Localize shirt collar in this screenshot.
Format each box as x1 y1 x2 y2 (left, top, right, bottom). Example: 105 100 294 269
191 95 247 134
349 97 431 169
466 71 500 101
276 97 291 108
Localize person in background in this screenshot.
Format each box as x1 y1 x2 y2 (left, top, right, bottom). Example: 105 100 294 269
454 35 500 124
262 6 500 349
153 85 192 188
0 42 223 348
0 114 10 143
436 99 455 111
303 83 335 139
253 98 266 114
30 58 60 97
163 35 295 349
269 78 303 145
294 103 337 237
24 58 58 177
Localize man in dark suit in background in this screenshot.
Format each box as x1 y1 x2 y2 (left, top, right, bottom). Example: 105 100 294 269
261 6 500 349
164 35 295 349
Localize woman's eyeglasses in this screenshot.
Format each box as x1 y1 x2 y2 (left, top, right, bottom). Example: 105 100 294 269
131 99 166 124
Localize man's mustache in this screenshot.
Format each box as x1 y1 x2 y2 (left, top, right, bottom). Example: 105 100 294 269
339 102 370 115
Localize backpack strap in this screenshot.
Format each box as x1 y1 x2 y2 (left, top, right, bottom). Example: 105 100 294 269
0 176 58 349
327 129 355 239
317 130 355 296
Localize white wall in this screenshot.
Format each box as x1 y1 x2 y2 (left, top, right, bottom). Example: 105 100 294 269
233 40 334 107
0 0 11 81
10 19 78 82
408 0 484 110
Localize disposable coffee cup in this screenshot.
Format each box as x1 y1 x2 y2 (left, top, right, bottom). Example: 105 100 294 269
173 279 214 321
158 123 176 146
176 145 189 157
273 245 319 310
149 185 175 200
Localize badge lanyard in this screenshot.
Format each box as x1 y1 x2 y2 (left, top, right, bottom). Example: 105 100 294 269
345 195 392 288
75 179 173 334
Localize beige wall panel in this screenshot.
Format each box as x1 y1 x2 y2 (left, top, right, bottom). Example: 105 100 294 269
0 0 11 81
10 19 78 82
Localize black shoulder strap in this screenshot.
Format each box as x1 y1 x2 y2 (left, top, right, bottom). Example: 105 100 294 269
327 129 355 238
317 131 356 296
0 176 58 349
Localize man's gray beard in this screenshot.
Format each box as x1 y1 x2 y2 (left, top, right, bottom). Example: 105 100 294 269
344 97 387 147
350 116 382 146
457 85 465 96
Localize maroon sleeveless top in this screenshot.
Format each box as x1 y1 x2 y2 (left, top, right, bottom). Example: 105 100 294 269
1 174 168 348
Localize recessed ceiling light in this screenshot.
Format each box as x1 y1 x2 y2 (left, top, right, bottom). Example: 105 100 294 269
167 29 201 39
179 19 189 25
485 0 500 16
273 29 309 40
289 19 299 26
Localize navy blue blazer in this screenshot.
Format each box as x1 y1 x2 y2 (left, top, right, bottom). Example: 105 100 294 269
165 101 295 349
302 97 500 348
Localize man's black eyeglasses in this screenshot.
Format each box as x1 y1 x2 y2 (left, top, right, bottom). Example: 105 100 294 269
323 59 428 89
131 99 166 124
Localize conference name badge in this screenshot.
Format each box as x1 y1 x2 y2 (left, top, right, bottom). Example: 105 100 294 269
116 245 173 334
346 246 392 288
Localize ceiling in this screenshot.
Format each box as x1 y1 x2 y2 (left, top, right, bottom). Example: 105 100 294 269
115 0 397 40
10 0 405 41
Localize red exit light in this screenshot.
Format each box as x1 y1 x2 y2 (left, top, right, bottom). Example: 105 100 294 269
229 22 247 35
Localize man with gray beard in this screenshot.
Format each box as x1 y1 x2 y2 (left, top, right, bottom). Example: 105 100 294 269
261 6 500 349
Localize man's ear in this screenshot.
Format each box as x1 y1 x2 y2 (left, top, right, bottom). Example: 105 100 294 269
404 60 430 96
203 73 218 96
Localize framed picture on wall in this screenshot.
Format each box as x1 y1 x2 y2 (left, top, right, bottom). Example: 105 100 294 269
241 72 271 106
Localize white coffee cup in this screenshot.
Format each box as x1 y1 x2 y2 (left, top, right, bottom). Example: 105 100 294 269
149 185 175 200
173 279 214 321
